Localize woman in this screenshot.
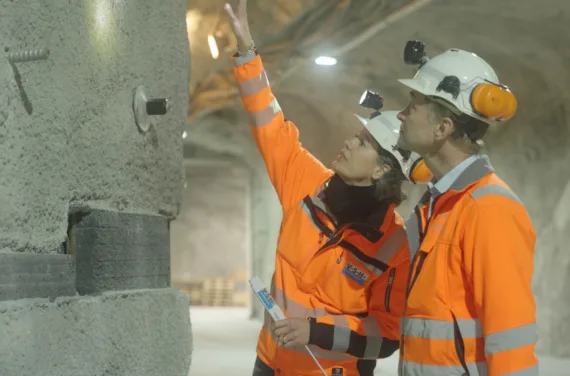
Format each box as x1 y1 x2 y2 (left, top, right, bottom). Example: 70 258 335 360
224 2 431 375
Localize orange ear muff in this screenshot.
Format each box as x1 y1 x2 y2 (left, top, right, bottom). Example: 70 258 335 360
409 158 433 184
471 83 518 121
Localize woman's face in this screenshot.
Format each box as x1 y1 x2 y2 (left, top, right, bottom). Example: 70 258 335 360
331 127 389 186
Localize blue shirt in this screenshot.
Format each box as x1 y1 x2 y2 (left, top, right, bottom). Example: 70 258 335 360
427 154 484 219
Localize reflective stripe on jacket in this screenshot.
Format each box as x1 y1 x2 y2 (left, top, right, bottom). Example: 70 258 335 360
399 156 538 376
233 52 411 376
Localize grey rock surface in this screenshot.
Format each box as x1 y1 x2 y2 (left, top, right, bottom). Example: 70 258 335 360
0 252 75 301
0 0 190 253
73 210 171 295
0 289 192 376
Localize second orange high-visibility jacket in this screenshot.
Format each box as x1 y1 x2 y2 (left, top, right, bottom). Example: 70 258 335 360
233 52 410 375
399 156 538 376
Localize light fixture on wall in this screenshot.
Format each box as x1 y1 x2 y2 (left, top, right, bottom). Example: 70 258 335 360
182 131 188 139
206 11 236 60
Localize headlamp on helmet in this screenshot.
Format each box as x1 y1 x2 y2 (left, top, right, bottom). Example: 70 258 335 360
404 40 428 66
359 90 384 119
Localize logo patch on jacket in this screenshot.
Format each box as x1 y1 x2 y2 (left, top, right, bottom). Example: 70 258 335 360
342 262 369 285
332 367 343 375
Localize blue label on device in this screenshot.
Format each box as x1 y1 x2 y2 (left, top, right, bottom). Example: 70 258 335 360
257 288 276 310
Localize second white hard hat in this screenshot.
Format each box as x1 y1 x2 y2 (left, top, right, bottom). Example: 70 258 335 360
354 111 432 184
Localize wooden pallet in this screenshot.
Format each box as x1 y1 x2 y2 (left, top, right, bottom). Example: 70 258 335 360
175 280 204 306
201 278 235 306
176 277 248 306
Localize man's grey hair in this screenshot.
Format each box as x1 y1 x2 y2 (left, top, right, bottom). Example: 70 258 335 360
427 99 489 153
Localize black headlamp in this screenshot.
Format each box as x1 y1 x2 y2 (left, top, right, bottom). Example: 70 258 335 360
359 90 384 119
404 40 429 66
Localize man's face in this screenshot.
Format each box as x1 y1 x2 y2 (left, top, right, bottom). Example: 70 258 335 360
397 90 439 156
331 127 387 186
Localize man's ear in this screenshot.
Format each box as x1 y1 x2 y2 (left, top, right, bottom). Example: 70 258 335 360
372 164 391 181
434 116 454 141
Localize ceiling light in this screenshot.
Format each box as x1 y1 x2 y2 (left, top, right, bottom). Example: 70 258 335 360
182 131 188 139
207 34 219 59
315 56 337 66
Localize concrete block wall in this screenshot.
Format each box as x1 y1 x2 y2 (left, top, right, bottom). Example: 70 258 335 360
0 289 192 376
0 0 189 254
0 1 193 374
72 211 171 295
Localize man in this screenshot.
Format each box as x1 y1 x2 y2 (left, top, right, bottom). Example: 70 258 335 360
395 42 538 376
224 2 433 375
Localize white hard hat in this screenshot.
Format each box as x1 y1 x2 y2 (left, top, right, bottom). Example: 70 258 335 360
398 48 517 124
354 111 432 184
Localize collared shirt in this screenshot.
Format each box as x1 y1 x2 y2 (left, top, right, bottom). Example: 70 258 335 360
427 154 483 219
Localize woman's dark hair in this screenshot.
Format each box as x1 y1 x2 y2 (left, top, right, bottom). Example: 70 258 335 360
372 146 408 206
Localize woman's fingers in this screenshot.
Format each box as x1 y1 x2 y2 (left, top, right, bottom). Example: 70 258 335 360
237 0 248 23
224 1 253 51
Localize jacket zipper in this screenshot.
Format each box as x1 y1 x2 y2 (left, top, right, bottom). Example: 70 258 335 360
406 195 441 297
406 252 427 296
384 268 396 312
314 229 343 256
401 197 438 371
405 208 426 298
303 196 334 237
451 311 470 376
336 249 345 264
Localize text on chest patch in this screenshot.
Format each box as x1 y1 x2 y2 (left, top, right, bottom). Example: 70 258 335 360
342 262 369 285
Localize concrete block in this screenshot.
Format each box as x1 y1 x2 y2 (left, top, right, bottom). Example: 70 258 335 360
0 288 192 376
74 210 170 295
0 253 75 302
0 0 189 254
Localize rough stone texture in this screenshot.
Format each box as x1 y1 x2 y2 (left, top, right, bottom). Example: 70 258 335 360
0 1 193 373
0 253 75 301
0 0 190 253
74 210 170 295
0 289 192 376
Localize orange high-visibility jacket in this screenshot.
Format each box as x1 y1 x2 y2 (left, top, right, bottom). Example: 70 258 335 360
233 52 410 375
399 156 538 376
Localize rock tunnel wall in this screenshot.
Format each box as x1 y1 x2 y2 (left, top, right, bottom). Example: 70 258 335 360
0 0 190 254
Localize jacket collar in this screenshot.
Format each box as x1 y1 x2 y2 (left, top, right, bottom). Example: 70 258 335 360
420 155 495 206
428 154 482 197
448 154 494 193
310 189 393 243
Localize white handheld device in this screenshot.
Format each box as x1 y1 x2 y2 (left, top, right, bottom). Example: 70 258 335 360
249 276 327 376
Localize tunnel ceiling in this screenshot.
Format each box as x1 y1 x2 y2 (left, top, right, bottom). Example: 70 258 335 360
185 0 570 197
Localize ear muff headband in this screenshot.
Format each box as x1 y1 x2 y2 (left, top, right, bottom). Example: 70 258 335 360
471 83 518 121
409 158 433 184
